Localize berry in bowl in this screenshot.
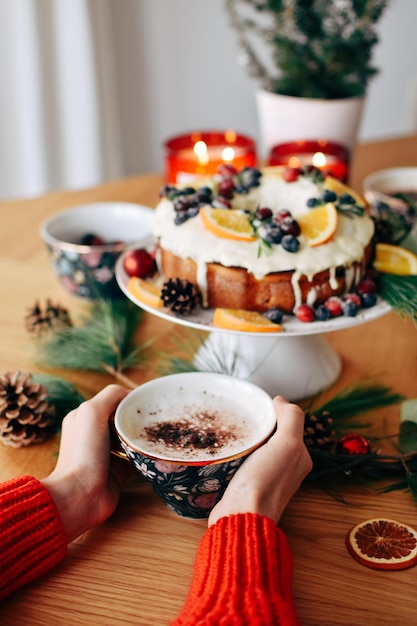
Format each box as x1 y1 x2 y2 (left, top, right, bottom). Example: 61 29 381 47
39 202 154 299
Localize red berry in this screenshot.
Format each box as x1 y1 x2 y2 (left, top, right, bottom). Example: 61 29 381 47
218 163 237 178
213 198 232 209
336 434 371 455
324 297 343 317
218 178 235 199
283 166 302 183
279 217 301 236
80 233 105 246
256 207 273 221
364 268 380 283
275 209 292 222
123 248 156 278
344 292 362 308
356 279 377 295
295 304 315 323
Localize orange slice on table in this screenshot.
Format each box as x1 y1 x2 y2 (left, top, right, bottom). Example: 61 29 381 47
373 243 417 275
323 176 366 207
127 276 163 308
213 308 282 333
346 518 417 570
200 206 256 242
297 202 338 247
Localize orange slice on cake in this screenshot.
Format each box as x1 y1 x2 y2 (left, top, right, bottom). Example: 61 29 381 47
200 206 256 242
297 202 338 247
213 308 282 332
373 243 417 275
127 276 163 308
346 518 417 570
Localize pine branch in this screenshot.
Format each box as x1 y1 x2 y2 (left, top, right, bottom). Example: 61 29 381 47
304 379 417 502
33 299 152 376
224 0 389 98
378 274 417 322
31 373 86 430
310 379 404 426
154 328 244 377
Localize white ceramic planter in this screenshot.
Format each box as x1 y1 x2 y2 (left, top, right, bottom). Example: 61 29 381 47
255 90 365 159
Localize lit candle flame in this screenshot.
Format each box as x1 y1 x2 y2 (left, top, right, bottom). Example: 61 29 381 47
221 147 235 163
312 152 327 168
194 140 209 165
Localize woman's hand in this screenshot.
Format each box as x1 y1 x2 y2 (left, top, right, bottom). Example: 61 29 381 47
42 384 132 542
209 395 312 527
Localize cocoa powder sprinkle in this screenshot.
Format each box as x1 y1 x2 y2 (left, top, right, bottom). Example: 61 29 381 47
144 411 237 454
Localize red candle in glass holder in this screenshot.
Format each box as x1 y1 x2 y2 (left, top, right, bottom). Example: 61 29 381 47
268 140 350 182
164 130 257 184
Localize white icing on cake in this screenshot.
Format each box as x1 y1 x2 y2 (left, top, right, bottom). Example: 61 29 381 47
152 168 374 308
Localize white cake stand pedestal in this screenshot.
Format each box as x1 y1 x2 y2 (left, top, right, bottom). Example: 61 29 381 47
193 332 342 401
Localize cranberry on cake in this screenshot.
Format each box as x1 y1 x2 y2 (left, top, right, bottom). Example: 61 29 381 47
152 165 374 314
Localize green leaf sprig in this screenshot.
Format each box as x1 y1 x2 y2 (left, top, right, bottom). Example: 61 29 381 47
334 198 365 218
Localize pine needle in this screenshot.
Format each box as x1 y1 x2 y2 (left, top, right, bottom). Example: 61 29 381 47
34 299 151 375
32 373 86 430
379 273 417 322
155 328 244 377
304 381 417 502
311 379 404 426
155 330 204 376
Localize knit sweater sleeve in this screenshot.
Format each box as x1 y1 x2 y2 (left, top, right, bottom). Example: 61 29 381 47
0 475 68 601
171 513 301 626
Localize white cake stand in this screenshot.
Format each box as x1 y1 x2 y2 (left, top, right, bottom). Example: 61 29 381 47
116 252 391 401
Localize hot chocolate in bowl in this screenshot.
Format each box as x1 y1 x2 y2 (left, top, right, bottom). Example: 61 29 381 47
114 372 276 519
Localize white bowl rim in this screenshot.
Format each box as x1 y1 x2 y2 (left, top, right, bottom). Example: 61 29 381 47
39 201 154 253
114 372 276 465
363 166 417 196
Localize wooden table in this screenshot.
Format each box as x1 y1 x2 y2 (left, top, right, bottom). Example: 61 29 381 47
1 135 417 625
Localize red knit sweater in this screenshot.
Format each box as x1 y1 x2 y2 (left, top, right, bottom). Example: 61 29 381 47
171 513 300 626
0 476 300 625
0 476 67 600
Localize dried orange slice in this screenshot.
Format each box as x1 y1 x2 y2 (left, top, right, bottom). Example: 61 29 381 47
373 242 417 275
297 202 338 247
346 518 417 570
200 206 256 242
213 308 282 332
127 276 163 308
323 176 366 207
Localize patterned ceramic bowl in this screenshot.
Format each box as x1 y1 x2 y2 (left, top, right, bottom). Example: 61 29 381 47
39 202 153 299
363 167 417 251
114 372 276 519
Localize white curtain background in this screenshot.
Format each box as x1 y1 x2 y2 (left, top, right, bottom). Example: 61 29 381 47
0 0 416 200
0 0 122 199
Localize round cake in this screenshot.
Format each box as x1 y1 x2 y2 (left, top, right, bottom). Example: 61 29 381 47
152 165 374 314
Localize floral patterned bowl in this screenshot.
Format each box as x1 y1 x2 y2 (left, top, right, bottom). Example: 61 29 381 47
363 167 417 252
114 372 276 519
39 202 153 299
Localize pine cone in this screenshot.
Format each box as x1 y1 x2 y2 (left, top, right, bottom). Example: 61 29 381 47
0 371 56 447
25 299 72 337
304 410 336 450
161 278 201 314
